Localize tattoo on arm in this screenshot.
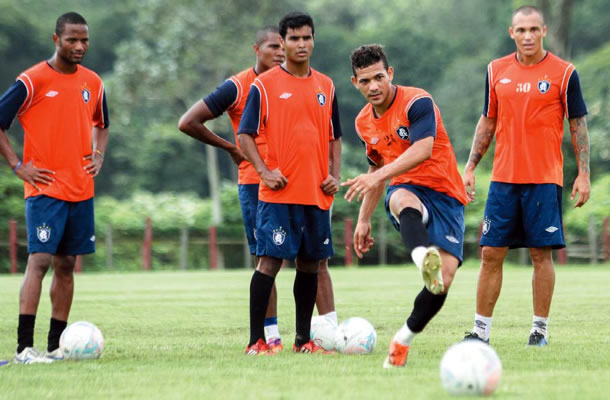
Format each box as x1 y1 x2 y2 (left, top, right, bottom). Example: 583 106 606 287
467 119 495 167
569 116 590 175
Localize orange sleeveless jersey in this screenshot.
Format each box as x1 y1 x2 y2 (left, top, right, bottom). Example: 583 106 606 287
355 86 468 205
251 67 336 209
485 52 576 186
226 68 267 184
17 62 106 201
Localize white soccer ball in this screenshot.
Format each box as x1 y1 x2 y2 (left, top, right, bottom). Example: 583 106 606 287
440 340 502 396
60 321 104 360
310 316 338 351
334 317 377 354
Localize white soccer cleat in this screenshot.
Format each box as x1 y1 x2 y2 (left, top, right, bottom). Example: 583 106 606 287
45 348 64 362
13 347 53 365
421 247 444 294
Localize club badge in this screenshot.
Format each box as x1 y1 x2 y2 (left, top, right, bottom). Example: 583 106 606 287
396 125 410 140
316 92 326 106
482 217 491 235
272 227 286 246
37 224 51 243
537 79 551 94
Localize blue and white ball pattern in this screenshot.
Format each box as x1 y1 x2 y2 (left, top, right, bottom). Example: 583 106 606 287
60 321 104 360
334 317 376 354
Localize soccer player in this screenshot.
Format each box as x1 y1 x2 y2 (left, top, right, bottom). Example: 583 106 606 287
0 12 109 364
178 25 338 352
462 5 590 347
343 44 468 367
238 12 342 355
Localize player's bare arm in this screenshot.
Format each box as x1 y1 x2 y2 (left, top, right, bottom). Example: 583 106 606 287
349 165 384 258
342 136 433 203
239 133 286 190
568 116 591 207
321 137 342 195
84 126 109 177
0 127 55 191
178 100 245 166
463 115 497 201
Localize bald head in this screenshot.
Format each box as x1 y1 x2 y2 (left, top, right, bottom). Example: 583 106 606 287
512 5 545 25
255 26 280 46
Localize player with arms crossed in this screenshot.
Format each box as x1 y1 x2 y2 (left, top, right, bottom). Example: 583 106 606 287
343 44 468 367
238 12 342 355
178 26 337 352
463 5 590 346
0 12 109 364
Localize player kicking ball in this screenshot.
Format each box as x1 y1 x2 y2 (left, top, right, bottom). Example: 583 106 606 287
343 45 468 367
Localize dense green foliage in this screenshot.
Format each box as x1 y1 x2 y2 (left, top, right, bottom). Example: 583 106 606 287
0 265 609 399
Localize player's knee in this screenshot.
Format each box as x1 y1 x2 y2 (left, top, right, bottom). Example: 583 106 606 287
52 257 76 277
256 256 282 277
481 247 506 269
529 248 553 267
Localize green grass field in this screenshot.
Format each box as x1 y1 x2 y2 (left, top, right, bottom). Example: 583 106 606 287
1 263 609 399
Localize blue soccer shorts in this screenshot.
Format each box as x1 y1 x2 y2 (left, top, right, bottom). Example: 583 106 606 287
238 184 259 255
25 195 95 255
480 182 565 249
255 201 333 261
385 184 465 263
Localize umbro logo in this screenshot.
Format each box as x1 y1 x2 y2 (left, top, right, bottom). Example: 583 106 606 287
499 78 511 84
279 92 292 99
545 226 559 233
46 90 59 97
90 235 96 242
323 238 329 245
445 235 459 244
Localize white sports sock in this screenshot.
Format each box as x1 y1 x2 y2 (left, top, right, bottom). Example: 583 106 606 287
531 315 548 337
321 311 338 325
472 313 492 341
393 323 417 346
411 246 427 270
264 324 280 343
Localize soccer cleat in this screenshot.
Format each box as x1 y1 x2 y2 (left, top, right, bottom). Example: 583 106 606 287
245 339 274 355
463 332 490 344
421 247 444 294
267 338 284 354
293 340 334 354
45 348 64 362
383 340 410 368
13 347 53 365
527 332 548 347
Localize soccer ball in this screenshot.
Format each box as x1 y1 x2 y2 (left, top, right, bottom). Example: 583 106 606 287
310 316 338 351
334 317 376 354
440 340 502 396
60 321 104 360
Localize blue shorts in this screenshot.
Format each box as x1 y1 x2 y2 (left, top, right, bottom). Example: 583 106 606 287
238 184 259 255
25 195 95 255
385 184 465 263
480 182 565 249
256 201 333 261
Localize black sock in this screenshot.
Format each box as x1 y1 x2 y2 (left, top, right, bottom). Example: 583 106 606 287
399 208 429 254
249 270 275 346
17 314 36 353
48 318 68 352
293 270 318 347
406 287 447 333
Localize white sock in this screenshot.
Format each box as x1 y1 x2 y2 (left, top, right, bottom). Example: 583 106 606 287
411 246 427 269
393 323 417 346
321 311 338 325
531 316 548 337
472 313 492 341
264 324 280 343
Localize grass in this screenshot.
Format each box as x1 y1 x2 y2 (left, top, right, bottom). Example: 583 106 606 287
0 262 609 399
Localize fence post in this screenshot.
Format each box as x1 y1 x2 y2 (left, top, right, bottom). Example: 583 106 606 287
588 215 597 264
9 219 18 274
379 216 387 266
243 233 251 269
477 221 483 260
603 217 609 262
557 222 567 265
105 224 113 270
209 225 218 270
344 218 353 267
142 217 152 270
179 226 188 270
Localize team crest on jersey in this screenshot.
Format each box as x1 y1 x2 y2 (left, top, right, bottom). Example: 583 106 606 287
272 227 286 246
316 92 326 106
482 217 491 235
396 125 410 140
37 224 52 243
537 79 551 94
82 88 91 103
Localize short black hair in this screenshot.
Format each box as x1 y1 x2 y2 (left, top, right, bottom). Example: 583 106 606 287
55 12 88 36
255 26 279 46
279 12 314 39
350 44 389 77
512 5 545 24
